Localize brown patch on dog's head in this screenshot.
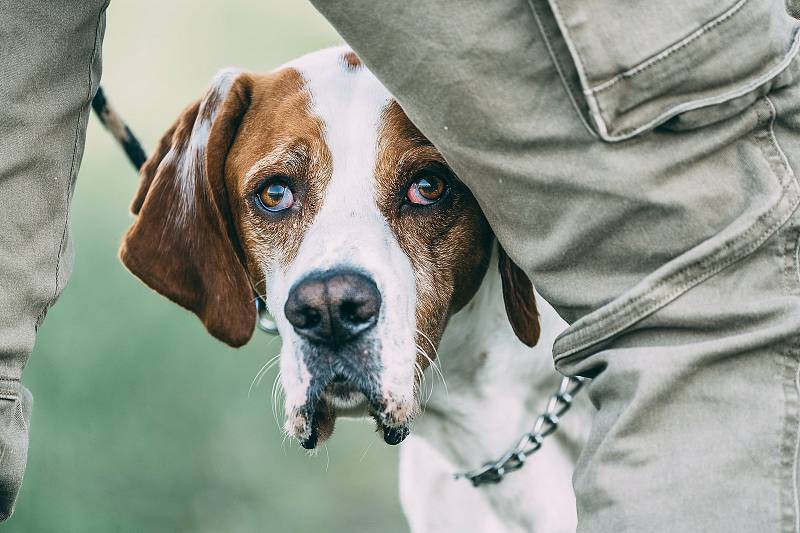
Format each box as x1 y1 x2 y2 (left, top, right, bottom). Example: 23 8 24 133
225 70 332 292
374 101 541 365
120 67 332 346
374 101 495 367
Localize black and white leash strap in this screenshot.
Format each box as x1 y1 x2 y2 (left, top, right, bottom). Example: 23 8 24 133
92 85 588 488
91 87 147 171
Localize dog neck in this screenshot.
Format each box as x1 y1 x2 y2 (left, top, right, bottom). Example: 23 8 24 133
409 248 586 530
415 253 571 462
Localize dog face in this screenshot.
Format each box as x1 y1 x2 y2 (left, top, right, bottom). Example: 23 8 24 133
121 48 539 449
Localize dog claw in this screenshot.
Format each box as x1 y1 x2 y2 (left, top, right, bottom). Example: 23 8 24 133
383 425 409 445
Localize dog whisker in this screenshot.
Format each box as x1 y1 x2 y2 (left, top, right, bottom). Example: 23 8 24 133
416 344 449 402
248 275 270 304
271 370 284 428
256 349 282 385
413 357 435 412
358 438 377 463
247 350 281 398
416 328 441 361
415 329 448 402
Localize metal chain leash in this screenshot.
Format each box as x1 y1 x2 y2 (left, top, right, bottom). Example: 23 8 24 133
455 375 588 487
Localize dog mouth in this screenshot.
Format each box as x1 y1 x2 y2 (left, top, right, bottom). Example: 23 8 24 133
286 372 412 450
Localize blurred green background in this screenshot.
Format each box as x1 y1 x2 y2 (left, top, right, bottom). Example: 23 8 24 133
8 2 406 532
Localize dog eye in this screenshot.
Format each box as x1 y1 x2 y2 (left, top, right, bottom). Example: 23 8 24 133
257 181 294 212
407 175 447 205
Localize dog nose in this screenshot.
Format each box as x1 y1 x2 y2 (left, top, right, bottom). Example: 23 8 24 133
284 270 381 346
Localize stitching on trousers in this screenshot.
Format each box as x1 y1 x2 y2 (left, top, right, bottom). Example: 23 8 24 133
781 207 800 533
559 190 798 356
556 97 800 358
789 228 800 533
587 26 800 142
590 0 750 94
546 0 602 138
47 4 105 319
793 362 800 533
766 96 796 188
527 0 597 139
559 97 799 354
795 229 800 286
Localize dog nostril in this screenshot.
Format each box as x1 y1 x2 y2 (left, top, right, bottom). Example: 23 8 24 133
340 297 381 328
299 307 322 329
339 301 357 323
339 300 368 324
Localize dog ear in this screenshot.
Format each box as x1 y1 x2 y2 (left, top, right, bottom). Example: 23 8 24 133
120 69 256 347
498 244 540 347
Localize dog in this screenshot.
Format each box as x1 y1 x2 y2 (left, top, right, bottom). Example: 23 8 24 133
117 46 591 532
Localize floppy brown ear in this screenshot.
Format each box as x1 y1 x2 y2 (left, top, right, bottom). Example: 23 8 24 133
498 244 540 347
120 69 256 347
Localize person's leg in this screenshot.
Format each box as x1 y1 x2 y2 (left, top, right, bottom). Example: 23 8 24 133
309 0 800 530
0 0 107 520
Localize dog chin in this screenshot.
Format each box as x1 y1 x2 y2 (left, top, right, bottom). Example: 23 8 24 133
285 381 413 450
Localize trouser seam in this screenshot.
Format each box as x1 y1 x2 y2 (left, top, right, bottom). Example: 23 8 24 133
526 0 597 139
586 25 800 142
765 96 797 188
589 0 750 94
44 2 105 326
557 193 798 358
793 359 800 533
795 221 800 285
783 219 800 533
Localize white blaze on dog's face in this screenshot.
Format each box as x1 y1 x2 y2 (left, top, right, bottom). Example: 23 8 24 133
264 51 421 447
120 47 539 450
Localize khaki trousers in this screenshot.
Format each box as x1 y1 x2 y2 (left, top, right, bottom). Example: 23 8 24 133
0 0 107 520
310 0 800 530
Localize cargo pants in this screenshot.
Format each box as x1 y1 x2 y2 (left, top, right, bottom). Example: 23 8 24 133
310 0 800 530
0 0 107 521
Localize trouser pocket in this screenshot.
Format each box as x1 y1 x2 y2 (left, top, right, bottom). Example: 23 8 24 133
542 0 800 140
554 94 800 368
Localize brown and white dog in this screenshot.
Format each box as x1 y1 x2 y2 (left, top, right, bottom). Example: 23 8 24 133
119 46 590 532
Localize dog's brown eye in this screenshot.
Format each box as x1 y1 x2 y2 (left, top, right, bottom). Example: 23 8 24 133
258 181 294 212
407 175 447 205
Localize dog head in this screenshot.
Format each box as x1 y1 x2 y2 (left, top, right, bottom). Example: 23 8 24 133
121 47 539 449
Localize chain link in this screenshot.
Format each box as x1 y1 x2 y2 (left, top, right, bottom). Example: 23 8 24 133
454 375 587 487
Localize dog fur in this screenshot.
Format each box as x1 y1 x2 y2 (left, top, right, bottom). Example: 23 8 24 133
119 46 591 532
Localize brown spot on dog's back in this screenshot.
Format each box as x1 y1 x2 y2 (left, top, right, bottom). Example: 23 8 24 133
341 51 363 70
